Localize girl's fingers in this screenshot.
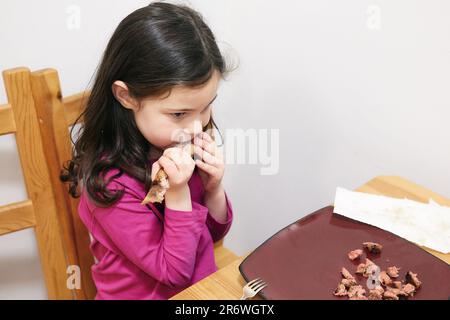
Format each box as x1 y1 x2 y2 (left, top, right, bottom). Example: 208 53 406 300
201 132 224 161
158 155 178 177
213 146 224 161
163 148 183 170
202 132 213 142
179 142 194 158
195 135 217 157
195 158 218 175
194 145 217 165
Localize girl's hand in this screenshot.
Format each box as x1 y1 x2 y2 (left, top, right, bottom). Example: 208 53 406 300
151 147 195 191
193 132 225 194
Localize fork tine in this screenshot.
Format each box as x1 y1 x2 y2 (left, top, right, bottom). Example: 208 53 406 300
249 279 264 289
246 277 261 286
254 283 268 293
253 281 266 289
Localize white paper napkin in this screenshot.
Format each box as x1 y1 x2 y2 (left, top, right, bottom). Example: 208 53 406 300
333 187 450 254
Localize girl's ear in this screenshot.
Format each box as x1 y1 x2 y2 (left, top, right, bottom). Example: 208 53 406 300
111 80 138 111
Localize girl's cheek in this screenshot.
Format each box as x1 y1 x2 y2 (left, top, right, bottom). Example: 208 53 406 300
202 112 211 128
135 115 168 146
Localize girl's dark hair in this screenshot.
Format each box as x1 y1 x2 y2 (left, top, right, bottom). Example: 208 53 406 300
60 1 237 207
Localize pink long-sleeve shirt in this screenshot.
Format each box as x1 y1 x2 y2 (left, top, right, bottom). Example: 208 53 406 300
77 159 234 300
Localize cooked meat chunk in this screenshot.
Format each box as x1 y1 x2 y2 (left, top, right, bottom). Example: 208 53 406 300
348 249 363 261
405 271 422 289
386 266 401 278
383 290 399 300
349 295 369 300
363 242 383 254
368 289 383 300
397 291 409 300
355 258 379 278
374 285 384 294
356 263 366 274
366 263 380 278
142 169 170 204
341 278 358 288
341 267 355 281
333 283 348 297
402 283 416 296
378 271 392 286
348 285 366 299
388 288 409 300
390 281 402 289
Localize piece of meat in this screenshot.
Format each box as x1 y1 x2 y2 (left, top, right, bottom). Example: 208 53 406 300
347 285 366 299
368 289 383 300
355 258 378 278
348 249 363 261
364 262 380 278
141 168 170 204
333 283 348 297
341 267 355 281
349 295 369 300
390 281 402 289
383 290 399 300
356 263 366 274
397 291 409 300
402 283 416 297
386 287 409 300
386 266 401 278
363 242 383 254
378 271 392 287
341 278 358 288
355 257 373 273
375 285 385 295
405 271 422 289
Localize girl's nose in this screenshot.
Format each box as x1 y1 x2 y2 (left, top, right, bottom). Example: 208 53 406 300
186 120 204 140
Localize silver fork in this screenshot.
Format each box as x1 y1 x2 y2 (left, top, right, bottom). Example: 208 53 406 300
240 278 268 300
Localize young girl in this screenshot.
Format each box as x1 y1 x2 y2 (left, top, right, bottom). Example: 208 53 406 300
61 2 236 300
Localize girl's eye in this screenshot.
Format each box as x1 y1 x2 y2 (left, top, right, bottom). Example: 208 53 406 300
171 104 211 119
172 112 186 119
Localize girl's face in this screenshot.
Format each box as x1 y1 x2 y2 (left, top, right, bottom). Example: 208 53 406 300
112 70 221 158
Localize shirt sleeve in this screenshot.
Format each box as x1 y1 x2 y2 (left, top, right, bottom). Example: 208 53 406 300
205 190 234 243
92 179 208 289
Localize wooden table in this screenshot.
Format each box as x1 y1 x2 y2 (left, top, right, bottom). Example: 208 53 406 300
170 176 450 300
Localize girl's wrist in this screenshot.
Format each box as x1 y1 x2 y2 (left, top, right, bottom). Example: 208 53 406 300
205 184 224 198
165 184 192 212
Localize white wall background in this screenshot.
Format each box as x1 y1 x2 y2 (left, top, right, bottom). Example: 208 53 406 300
0 0 449 299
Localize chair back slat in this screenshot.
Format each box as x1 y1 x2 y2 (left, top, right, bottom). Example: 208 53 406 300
0 104 17 135
0 200 35 235
62 91 89 127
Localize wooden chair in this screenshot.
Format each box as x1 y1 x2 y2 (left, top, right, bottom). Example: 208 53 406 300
29 68 238 299
0 67 74 299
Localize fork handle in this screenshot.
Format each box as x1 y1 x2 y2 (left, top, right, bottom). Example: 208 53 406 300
239 295 247 300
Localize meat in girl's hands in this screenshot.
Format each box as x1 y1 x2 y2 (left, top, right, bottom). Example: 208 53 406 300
141 146 195 204
153 147 196 190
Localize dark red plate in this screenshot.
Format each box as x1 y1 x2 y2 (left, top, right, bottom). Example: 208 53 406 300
238 206 450 300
